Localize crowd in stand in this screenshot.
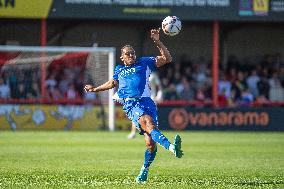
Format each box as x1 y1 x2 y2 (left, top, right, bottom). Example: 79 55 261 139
0 66 41 100
0 52 87 101
157 53 284 106
0 53 284 106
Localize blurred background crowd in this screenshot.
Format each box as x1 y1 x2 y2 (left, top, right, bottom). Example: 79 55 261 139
159 53 284 106
1 52 283 106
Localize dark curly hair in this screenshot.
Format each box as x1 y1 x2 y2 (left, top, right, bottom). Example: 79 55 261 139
120 45 134 54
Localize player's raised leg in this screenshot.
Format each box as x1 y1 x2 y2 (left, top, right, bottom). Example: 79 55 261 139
139 114 183 158
136 133 157 183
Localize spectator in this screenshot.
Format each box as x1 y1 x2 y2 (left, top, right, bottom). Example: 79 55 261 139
255 94 269 105
58 74 71 96
227 67 237 83
274 53 284 69
227 89 237 107
269 72 284 101
172 71 182 85
218 72 231 99
149 71 163 103
164 83 179 100
176 77 194 101
196 88 206 102
165 69 174 82
46 85 62 100
239 88 254 106
279 67 284 88
74 72 85 97
260 54 275 75
173 62 181 75
232 71 247 101
0 78 10 99
184 66 194 82
257 74 270 99
15 83 26 99
194 66 207 89
218 89 228 107
45 73 57 89
8 67 18 98
65 83 79 99
161 77 170 90
246 69 260 97
198 56 208 72
26 81 40 99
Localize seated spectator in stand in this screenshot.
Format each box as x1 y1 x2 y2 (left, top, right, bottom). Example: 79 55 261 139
165 69 174 82
163 83 179 100
58 73 71 96
260 54 275 75
227 89 237 107
269 72 284 101
218 89 228 107
238 88 254 106
255 94 269 105
274 53 284 69
173 62 181 77
196 56 207 74
176 77 194 101
0 78 10 99
74 72 85 97
232 71 247 101
280 67 284 87
26 81 41 99
84 90 97 100
149 71 163 103
172 71 182 85
257 74 270 99
246 69 260 97
218 72 231 100
161 77 170 94
227 67 237 83
196 88 206 102
15 83 26 99
194 65 207 89
45 73 57 89
183 66 194 82
65 83 80 99
8 68 18 99
46 85 62 100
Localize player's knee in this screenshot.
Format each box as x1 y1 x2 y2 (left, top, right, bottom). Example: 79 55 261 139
146 141 156 153
139 114 156 133
144 115 156 131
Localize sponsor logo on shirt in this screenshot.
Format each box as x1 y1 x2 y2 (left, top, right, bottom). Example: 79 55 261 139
119 67 136 77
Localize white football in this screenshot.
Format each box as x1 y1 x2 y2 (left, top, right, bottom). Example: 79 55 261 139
162 16 182 36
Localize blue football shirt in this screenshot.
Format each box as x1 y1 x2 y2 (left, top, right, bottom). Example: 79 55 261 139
113 57 157 100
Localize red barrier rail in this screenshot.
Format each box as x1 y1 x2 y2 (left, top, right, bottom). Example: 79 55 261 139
0 99 283 107
0 98 102 105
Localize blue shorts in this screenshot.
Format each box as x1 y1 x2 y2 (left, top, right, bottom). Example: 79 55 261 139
122 97 158 135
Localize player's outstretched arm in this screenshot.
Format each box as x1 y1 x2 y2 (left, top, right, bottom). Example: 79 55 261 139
84 79 118 92
150 28 172 67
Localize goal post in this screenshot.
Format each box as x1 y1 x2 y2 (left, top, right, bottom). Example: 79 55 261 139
0 45 116 131
108 50 115 131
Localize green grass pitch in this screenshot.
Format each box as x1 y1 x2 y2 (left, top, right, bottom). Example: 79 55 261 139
0 131 283 188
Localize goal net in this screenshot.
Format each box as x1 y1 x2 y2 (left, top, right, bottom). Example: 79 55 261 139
0 45 115 131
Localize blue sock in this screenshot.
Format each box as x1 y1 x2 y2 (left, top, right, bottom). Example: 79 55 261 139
144 147 157 168
150 129 171 150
